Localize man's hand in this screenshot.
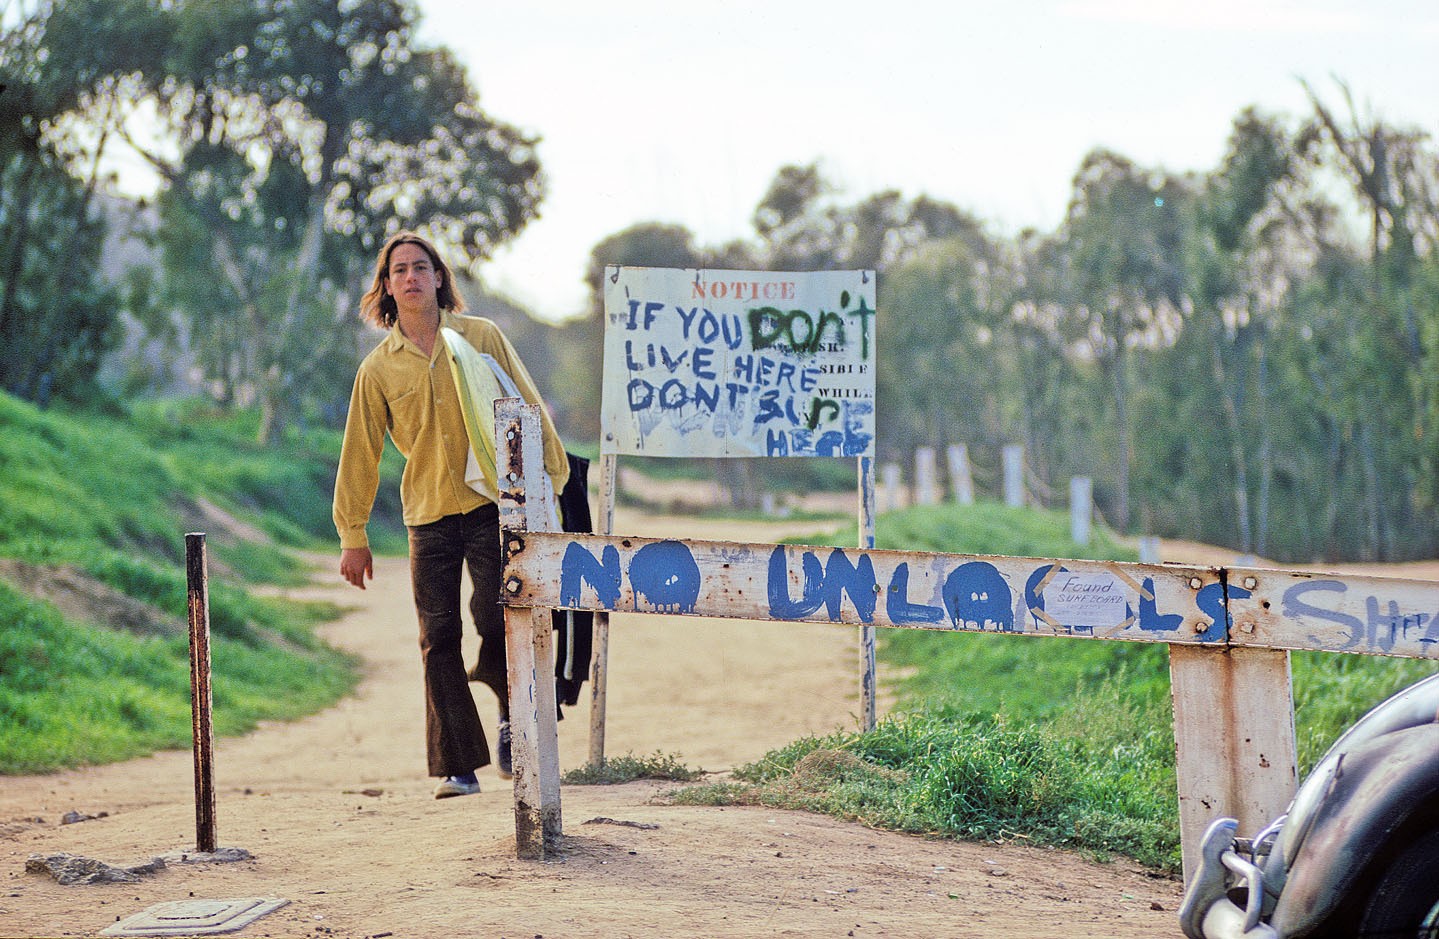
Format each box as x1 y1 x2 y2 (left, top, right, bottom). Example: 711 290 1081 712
339 546 374 590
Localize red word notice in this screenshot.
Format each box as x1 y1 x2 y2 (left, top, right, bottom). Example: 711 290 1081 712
692 280 797 301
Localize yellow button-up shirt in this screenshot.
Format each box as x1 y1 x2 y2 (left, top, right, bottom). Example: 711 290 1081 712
333 311 570 549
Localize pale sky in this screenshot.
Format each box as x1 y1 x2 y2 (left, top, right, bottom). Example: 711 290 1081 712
410 0 1439 322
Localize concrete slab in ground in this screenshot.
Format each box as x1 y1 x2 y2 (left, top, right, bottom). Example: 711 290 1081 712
100 897 289 937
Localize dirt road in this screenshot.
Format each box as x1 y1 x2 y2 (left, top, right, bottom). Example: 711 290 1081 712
3 509 1201 938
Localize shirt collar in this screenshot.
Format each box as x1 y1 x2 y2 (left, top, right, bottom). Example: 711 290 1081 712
382 309 455 356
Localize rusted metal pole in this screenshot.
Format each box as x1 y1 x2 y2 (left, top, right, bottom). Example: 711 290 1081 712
185 532 217 853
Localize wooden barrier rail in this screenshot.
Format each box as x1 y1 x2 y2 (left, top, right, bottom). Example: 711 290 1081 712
492 400 1439 877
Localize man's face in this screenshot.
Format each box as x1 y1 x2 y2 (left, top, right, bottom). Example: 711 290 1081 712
385 242 442 316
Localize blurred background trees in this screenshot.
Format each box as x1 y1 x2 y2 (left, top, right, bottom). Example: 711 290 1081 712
4 0 1439 562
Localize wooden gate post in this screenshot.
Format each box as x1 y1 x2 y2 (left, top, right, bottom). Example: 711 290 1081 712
495 398 562 859
1169 644 1297 882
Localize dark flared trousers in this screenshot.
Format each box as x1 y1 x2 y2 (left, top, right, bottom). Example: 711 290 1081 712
408 503 507 777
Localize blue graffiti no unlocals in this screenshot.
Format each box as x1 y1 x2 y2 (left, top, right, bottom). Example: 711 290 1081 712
556 538 1208 636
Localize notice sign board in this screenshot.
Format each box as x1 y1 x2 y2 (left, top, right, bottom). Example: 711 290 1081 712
601 266 877 458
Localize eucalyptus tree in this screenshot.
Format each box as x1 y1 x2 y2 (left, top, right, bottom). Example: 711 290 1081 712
1298 81 1439 559
1182 109 1301 556
751 162 839 272
1001 228 1093 502
0 1 136 404
1057 149 1193 533
878 232 1000 464
41 0 544 441
572 221 706 441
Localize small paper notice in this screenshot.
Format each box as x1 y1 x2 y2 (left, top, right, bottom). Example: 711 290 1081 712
1041 572 1130 629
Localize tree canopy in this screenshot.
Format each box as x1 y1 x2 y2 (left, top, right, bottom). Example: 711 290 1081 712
11 0 544 439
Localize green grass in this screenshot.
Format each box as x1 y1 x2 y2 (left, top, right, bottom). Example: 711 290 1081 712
667 498 1439 875
676 688 1175 869
0 577 355 773
563 751 705 785
0 391 369 774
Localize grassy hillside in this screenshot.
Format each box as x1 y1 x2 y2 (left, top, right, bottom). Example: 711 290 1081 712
0 393 403 773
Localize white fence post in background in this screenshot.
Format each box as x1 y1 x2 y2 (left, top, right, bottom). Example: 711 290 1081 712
1070 476 1092 546
914 447 939 506
1002 445 1025 508
1138 536 1162 563
880 462 902 513
947 444 974 505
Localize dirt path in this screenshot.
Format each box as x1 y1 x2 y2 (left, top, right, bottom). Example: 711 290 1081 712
3 509 1237 938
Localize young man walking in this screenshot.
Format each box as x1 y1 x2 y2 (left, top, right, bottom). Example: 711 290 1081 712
333 230 569 798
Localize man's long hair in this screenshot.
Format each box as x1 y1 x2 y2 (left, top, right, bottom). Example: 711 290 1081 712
359 231 467 328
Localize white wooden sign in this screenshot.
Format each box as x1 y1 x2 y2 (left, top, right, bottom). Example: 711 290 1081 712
600 267 877 458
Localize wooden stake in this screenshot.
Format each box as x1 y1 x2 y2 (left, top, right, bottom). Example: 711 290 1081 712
185 532 217 853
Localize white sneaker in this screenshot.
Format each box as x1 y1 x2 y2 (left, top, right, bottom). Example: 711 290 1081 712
434 775 481 799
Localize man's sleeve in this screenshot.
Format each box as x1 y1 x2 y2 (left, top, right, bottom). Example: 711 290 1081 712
333 366 387 549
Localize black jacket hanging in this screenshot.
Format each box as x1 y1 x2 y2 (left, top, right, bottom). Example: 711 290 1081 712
552 452 594 710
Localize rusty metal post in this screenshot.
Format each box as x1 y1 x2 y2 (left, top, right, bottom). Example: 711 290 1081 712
185 532 217 853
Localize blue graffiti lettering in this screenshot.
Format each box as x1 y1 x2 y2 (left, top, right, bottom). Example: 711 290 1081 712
1137 577 1184 633
693 347 716 380
623 299 664 330
560 541 622 610
659 346 690 373
629 540 701 614
768 546 824 618
841 401 874 456
692 382 720 411
815 431 844 457
675 305 699 337
627 378 654 412
819 549 878 622
1363 596 1436 652
1190 581 1244 643
765 547 876 622
1283 580 1363 651
887 563 944 624
943 561 1014 631
754 389 804 426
